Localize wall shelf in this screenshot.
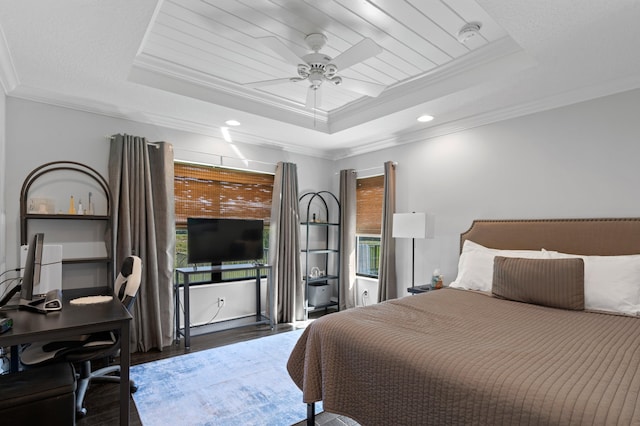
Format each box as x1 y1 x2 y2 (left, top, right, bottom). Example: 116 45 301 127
24 213 110 220
299 191 341 319
62 257 112 264
20 161 115 286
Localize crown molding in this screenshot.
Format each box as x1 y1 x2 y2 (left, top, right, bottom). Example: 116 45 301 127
142 111 332 159
8 71 640 163
9 85 146 122
130 54 330 131
0 26 19 94
131 38 528 136
7 84 331 159
333 74 640 159
327 38 532 133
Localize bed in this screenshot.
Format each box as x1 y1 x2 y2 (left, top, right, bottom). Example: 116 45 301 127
287 218 640 425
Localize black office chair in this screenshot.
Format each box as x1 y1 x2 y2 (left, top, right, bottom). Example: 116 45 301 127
21 255 143 417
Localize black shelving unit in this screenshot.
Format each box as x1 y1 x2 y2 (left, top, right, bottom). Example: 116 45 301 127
20 161 115 285
299 191 340 320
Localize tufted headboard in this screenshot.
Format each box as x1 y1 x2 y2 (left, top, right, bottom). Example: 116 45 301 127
460 218 640 256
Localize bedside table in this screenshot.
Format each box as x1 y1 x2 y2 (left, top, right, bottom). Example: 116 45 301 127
407 284 434 294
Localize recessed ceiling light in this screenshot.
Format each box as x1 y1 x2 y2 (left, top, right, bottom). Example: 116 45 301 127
225 120 241 126
417 115 434 123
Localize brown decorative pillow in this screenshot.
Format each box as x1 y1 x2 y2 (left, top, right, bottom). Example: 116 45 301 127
492 256 585 310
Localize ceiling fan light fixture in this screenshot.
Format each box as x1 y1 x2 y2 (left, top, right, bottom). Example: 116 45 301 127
309 72 324 87
247 32 386 102
297 64 310 76
327 76 342 86
324 64 338 77
305 33 327 52
457 22 482 44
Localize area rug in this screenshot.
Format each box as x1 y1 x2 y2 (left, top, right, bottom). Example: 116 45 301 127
131 329 322 426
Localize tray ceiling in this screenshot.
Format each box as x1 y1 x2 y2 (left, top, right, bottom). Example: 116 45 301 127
1 1 640 158
131 0 516 133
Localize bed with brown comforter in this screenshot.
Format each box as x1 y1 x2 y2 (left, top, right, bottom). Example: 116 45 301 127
287 218 640 425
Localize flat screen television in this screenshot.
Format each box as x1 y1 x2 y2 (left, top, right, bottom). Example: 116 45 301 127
187 218 264 264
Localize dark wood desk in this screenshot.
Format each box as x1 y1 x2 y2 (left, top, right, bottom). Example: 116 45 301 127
0 287 132 425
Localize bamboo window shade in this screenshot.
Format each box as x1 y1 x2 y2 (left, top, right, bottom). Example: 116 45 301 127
356 175 384 235
174 162 274 227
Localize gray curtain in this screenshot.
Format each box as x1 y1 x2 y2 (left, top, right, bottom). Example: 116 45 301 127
377 161 397 302
339 169 357 310
268 162 303 323
109 134 175 352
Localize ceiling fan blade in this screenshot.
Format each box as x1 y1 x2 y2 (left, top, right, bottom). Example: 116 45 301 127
245 77 296 88
339 77 387 97
258 36 307 65
305 86 322 110
331 38 383 71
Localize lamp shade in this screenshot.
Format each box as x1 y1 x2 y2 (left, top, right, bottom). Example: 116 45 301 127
392 212 426 239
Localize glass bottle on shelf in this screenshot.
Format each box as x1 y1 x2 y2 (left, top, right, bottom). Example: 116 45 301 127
68 196 76 214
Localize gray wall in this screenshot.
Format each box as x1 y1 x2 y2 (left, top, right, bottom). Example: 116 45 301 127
4 97 333 288
5 88 640 305
337 88 640 300
0 90 5 276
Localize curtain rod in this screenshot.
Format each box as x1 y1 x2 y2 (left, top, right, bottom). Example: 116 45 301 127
174 158 276 172
336 162 397 175
105 135 160 148
106 136 276 168
174 149 277 169
106 136 395 173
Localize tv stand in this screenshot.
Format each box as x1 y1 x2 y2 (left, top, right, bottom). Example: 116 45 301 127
174 263 273 350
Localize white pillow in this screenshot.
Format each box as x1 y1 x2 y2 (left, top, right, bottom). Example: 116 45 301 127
545 251 640 315
450 240 546 292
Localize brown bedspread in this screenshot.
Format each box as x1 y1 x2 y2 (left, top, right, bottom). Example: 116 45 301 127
287 288 640 425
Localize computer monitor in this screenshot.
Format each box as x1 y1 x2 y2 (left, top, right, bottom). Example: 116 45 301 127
21 233 44 302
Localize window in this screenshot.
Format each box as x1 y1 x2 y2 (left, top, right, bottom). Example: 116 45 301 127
356 175 384 277
174 162 274 282
356 235 381 277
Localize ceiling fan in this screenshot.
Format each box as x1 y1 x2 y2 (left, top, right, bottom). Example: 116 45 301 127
246 33 386 109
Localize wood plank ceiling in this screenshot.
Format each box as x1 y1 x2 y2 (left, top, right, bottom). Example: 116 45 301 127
134 0 510 130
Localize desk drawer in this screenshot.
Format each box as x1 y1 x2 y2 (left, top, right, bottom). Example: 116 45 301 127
0 362 76 425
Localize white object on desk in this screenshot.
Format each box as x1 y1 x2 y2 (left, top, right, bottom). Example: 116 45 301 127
70 295 113 305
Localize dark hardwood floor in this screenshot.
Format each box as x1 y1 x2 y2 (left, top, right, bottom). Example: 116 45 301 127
77 322 297 426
